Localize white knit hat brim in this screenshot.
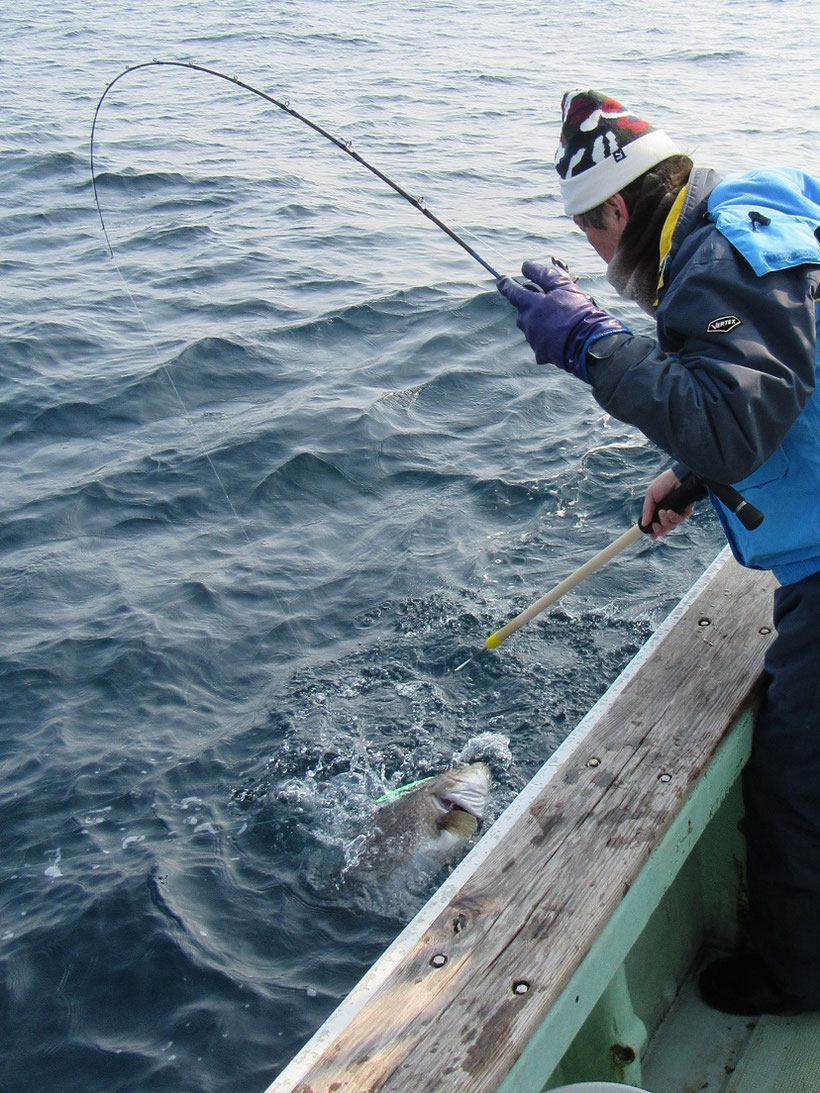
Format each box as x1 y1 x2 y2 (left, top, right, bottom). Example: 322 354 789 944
559 128 681 216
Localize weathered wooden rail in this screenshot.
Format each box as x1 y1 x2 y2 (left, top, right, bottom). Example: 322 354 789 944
267 548 777 1092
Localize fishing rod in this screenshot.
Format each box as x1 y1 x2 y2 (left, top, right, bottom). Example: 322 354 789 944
91 63 767 676
90 59 502 278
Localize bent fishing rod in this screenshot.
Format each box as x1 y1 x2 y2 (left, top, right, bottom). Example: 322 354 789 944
90 60 501 277
91 63 765 672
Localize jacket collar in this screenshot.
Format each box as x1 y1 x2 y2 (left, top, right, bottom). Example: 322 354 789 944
653 168 721 304
670 167 721 251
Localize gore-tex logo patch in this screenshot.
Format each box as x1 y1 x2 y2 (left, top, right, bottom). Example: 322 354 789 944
706 315 742 334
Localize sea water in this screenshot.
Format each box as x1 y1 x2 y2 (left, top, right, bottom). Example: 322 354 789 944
1 1 817 1089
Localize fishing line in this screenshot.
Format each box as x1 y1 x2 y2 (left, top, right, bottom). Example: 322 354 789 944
92 59 505 682
93 250 250 542
90 60 508 686
90 59 502 278
88 64 527 853
89 59 502 549
91 60 563 743
90 65 311 668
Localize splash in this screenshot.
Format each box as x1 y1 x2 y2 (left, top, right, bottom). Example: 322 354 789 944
453 731 512 769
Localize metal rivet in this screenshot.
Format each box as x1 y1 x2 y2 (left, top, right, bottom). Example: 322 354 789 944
513 980 530 995
759 626 772 635
698 617 711 627
586 757 601 768
430 953 448 968
658 772 672 783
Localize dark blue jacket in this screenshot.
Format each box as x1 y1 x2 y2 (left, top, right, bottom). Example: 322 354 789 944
588 167 820 585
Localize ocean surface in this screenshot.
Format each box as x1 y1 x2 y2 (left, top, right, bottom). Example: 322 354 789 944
1 1 817 1089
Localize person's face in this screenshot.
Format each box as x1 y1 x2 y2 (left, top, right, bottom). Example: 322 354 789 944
573 194 629 263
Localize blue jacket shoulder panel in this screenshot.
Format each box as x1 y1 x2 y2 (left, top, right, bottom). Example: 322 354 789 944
707 168 820 276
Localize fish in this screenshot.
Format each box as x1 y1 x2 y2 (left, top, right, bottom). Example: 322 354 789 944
358 762 491 869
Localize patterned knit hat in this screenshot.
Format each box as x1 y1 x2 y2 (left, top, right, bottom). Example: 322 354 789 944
555 90 681 216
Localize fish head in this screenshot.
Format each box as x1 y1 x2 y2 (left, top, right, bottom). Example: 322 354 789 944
427 762 491 828
362 761 492 870
343 762 492 912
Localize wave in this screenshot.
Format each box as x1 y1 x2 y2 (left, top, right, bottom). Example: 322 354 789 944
248 450 355 507
116 221 215 251
3 147 88 182
90 167 212 196
5 335 285 442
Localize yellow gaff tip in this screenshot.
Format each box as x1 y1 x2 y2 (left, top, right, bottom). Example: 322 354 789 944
485 632 502 650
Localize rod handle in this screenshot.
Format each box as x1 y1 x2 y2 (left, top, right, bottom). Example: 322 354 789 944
708 480 765 531
638 472 764 533
638 473 708 533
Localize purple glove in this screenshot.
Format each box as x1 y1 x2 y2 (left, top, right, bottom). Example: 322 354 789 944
497 259 629 381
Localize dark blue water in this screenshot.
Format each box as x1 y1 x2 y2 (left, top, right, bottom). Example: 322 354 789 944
2 2 817 1090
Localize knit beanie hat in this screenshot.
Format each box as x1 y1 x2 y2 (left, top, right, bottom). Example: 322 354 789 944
555 90 681 216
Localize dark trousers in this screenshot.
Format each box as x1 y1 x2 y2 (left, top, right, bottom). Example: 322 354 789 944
743 569 820 1001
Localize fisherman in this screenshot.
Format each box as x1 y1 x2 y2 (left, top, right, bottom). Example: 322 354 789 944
497 90 820 1016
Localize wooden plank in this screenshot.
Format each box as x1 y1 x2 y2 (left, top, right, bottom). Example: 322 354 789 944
498 708 755 1091
272 553 777 1093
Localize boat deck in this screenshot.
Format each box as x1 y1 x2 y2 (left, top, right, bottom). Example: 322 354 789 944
267 550 792 1092
643 968 820 1093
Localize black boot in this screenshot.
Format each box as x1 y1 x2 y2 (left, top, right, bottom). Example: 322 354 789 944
698 952 806 1016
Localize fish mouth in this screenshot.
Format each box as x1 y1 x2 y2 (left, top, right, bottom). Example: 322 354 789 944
435 792 484 822
435 762 491 821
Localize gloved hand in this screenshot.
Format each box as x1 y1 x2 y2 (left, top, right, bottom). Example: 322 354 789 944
497 259 629 381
